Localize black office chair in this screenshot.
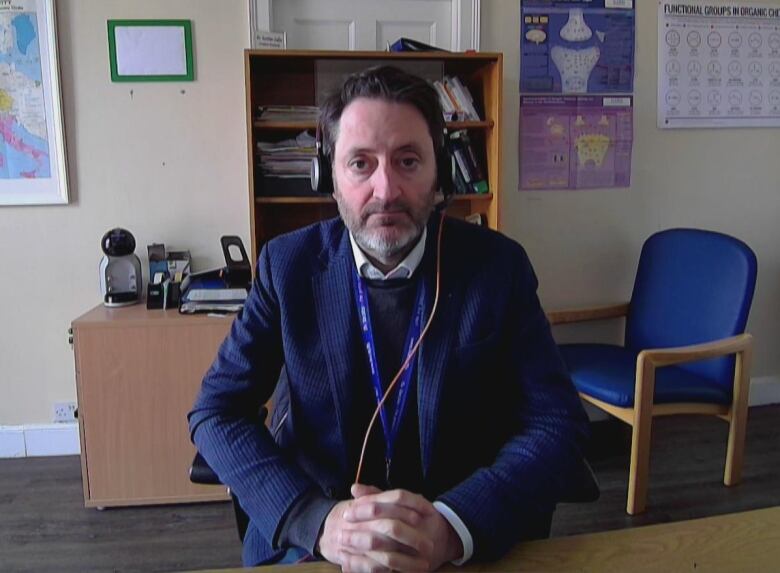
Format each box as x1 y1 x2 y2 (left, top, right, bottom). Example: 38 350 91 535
190 365 294 542
562 458 600 503
190 450 251 541
189 400 272 541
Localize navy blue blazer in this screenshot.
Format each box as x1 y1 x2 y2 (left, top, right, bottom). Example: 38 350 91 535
189 215 589 565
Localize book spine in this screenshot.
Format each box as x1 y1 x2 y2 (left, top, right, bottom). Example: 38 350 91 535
448 136 474 184
450 76 481 120
433 81 457 121
450 153 469 194
461 132 485 182
451 131 489 194
441 79 464 119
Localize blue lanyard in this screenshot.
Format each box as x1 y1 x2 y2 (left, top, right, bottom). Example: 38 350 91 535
352 267 425 481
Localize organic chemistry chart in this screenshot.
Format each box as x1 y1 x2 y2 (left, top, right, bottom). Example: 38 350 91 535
659 1 780 128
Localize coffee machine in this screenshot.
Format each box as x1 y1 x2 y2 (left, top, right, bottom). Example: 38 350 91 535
99 228 142 307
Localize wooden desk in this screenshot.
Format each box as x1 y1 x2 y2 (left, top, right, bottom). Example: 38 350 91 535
72 305 233 507
189 506 780 572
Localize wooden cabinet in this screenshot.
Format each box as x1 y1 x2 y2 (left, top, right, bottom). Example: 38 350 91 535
244 49 504 262
71 305 232 507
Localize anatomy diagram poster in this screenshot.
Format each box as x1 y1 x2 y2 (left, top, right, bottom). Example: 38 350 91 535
659 1 780 128
520 0 636 94
519 95 634 190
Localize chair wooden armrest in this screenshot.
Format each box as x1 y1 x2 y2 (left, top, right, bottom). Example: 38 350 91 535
627 332 754 513
634 334 753 410
638 333 753 368
547 302 630 325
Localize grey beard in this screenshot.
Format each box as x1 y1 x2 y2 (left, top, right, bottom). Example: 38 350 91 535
333 183 436 265
351 223 423 263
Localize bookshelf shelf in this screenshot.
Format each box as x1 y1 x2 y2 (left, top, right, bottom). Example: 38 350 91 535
256 195 331 204
448 120 494 130
253 119 495 131
245 49 503 263
254 121 316 130
455 193 494 201
255 193 494 205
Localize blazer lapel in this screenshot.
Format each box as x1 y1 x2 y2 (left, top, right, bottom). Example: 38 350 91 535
312 229 357 477
417 215 464 478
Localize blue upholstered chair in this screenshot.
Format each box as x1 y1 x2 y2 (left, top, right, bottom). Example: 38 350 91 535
549 228 757 515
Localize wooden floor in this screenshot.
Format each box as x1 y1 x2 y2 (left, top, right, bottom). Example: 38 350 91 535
2 405 779 573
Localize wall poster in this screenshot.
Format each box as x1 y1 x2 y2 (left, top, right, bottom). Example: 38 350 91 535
0 0 68 205
519 1 635 190
520 95 634 190
659 0 780 128
521 0 636 94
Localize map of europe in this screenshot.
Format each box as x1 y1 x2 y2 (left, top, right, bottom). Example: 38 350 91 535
0 11 50 179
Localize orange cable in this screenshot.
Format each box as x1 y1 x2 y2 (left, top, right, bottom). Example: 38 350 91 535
354 212 445 485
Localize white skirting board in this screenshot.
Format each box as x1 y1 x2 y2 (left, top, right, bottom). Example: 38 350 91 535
0 377 778 458
0 423 80 458
747 376 780 408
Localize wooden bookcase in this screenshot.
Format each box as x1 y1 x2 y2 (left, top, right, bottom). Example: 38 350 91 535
244 49 504 263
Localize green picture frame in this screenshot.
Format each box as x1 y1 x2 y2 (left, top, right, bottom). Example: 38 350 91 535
107 19 194 82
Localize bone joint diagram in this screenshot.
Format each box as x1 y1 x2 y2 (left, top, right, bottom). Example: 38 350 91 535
560 8 593 42
551 45 601 93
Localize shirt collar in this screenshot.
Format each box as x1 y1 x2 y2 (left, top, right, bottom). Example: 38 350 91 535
348 227 427 281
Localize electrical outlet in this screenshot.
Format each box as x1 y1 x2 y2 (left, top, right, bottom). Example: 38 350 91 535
53 401 77 423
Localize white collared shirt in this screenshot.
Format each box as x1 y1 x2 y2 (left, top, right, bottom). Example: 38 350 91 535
347 226 474 565
348 228 427 280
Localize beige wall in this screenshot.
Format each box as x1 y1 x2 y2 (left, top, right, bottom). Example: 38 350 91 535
1 1 778 425
482 1 780 379
0 1 250 424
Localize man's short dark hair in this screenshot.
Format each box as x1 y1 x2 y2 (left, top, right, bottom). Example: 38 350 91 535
318 65 445 162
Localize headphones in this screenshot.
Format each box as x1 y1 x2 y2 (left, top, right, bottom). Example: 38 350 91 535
310 125 333 193
310 123 453 201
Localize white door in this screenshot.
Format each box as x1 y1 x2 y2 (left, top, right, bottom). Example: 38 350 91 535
251 0 480 51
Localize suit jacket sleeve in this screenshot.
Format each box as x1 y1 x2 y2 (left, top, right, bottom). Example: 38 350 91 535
187 242 333 552
435 245 590 561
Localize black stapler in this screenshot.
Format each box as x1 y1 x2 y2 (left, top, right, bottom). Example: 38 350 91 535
220 235 252 290
180 235 252 296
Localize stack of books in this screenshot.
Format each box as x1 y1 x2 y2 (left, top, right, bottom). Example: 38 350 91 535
448 130 489 195
433 76 481 121
179 271 248 314
257 131 316 179
179 286 248 314
256 105 319 123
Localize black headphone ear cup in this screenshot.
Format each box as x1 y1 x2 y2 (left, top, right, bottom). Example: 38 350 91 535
311 129 334 194
310 156 333 194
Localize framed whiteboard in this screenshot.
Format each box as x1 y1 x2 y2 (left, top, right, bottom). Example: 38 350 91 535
107 19 195 82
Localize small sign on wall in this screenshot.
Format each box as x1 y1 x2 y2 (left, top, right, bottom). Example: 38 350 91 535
254 30 286 49
107 19 195 82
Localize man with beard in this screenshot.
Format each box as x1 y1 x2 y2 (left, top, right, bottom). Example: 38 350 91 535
189 66 589 572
